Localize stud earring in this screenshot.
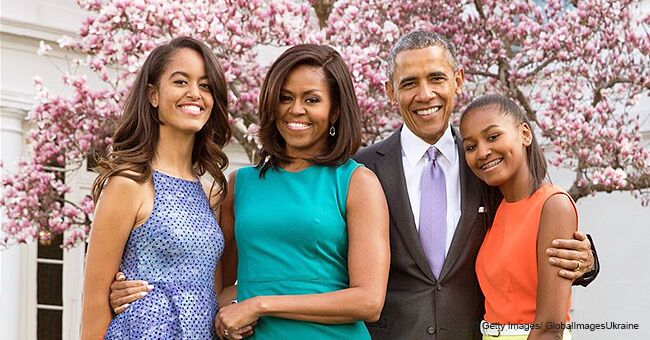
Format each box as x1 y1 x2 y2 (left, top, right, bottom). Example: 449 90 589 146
329 125 336 136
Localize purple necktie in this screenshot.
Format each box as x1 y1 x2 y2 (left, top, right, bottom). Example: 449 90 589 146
419 146 447 279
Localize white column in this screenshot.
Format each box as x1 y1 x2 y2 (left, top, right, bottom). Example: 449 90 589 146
63 243 85 340
62 160 95 340
0 107 29 340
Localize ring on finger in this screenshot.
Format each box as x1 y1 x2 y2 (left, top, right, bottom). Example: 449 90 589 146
575 261 581 271
224 329 229 337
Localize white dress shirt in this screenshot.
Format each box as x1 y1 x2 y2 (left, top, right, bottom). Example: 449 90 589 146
400 124 462 255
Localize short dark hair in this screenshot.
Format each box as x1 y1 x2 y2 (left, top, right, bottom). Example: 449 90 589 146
257 44 362 177
461 94 548 191
386 30 459 81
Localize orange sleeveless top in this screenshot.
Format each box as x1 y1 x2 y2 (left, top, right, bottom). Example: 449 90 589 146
475 184 576 324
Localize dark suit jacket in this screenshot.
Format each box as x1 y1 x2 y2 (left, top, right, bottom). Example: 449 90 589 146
354 127 500 340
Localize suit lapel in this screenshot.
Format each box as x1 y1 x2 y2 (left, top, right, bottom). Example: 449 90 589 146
374 130 436 282
439 127 482 279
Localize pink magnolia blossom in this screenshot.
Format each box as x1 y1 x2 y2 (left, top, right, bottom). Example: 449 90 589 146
1 0 648 248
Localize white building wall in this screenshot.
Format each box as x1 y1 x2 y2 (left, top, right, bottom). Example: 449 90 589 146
549 166 650 339
1 1 86 337
575 194 650 338
1 1 649 339
0 108 31 340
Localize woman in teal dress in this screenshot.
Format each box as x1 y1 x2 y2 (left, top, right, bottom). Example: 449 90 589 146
215 44 390 339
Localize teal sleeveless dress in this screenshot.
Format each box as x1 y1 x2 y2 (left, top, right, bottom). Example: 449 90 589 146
234 159 370 339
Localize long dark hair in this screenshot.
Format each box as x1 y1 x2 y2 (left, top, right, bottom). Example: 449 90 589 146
256 44 361 177
92 37 231 209
461 94 548 192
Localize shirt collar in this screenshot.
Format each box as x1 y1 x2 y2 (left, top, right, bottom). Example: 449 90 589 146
400 123 457 166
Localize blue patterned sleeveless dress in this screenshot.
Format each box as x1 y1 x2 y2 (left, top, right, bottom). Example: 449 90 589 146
105 170 224 339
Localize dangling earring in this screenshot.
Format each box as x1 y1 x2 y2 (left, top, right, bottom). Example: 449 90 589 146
329 125 336 136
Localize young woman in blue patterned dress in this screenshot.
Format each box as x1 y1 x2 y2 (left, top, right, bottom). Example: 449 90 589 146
214 44 390 339
81 37 230 339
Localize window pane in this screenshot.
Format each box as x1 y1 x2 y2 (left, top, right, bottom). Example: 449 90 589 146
37 233 63 260
37 263 62 306
37 309 62 340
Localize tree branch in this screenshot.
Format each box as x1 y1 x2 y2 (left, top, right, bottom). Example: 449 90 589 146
313 0 335 29
592 78 633 106
568 173 650 201
496 56 539 124
514 87 538 124
230 123 259 162
527 57 557 77
473 0 487 20
465 69 498 78
498 57 509 86
53 196 87 213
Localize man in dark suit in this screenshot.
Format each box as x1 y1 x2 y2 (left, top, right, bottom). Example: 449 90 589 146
354 30 598 339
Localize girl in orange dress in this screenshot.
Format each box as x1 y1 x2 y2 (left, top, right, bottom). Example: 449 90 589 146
460 95 576 340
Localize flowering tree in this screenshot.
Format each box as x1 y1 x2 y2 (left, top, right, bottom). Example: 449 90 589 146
1 0 648 248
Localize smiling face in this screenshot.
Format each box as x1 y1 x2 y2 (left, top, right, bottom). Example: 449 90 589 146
148 48 213 135
386 45 464 144
276 64 333 159
460 105 533 192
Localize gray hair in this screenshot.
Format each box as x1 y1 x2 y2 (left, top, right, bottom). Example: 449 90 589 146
385 30 459 81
